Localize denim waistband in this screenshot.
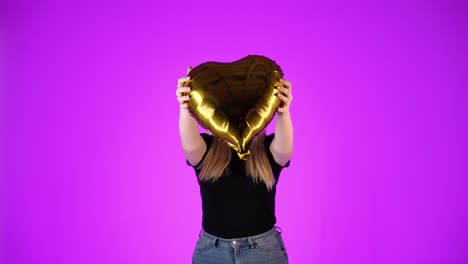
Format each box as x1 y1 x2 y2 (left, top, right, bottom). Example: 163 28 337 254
199 226 283 249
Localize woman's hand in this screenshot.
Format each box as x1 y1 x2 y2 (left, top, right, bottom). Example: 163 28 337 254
275 78 293 113
271 78 294 167
178 66 207 166
176 66 193 109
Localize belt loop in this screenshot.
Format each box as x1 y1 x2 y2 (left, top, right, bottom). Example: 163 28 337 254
247 237 256 248
213 238 219 248
275 226 282 235
198 229 203 237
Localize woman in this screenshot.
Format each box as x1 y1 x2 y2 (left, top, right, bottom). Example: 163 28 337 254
176 67 294 264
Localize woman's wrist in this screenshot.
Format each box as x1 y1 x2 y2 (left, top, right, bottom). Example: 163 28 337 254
277 111 291 119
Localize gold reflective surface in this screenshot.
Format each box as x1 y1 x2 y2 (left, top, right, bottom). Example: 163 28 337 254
183 55 283 160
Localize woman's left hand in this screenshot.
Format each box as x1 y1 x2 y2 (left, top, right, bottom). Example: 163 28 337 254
275 79 293 113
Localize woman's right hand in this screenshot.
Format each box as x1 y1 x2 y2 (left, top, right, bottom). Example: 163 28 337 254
178 66 207 165
176 67 192 109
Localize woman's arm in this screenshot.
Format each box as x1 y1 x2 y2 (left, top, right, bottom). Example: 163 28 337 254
270 79 294 166
177 74 206 166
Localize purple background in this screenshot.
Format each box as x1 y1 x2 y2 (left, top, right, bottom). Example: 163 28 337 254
3 0 467 263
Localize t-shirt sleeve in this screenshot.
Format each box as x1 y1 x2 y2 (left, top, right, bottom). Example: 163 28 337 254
264 133 291 169
185 133 213 168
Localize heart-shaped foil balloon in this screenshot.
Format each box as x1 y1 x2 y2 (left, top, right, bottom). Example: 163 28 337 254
183 55 284 160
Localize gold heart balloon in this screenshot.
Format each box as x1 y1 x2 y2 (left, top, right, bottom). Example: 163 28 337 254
183 55 284 160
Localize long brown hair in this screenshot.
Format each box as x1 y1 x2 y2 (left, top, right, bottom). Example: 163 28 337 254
197 131 276 191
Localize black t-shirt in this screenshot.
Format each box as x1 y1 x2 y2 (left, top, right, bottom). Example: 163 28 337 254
186 133 290 238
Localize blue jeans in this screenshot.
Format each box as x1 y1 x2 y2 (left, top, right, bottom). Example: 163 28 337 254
192 226 288 264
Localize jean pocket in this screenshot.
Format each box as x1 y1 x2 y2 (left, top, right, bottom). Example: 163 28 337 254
194 236 214 253
253 235 284 253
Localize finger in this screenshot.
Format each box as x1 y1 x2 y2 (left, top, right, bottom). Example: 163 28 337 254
277 86 290 95
178 76 190 83
176 87 191 96
176 86 190 93
178 79 190 88
280 79 290 86
178 76 191 87
281 80 291 88
274 84 284 93
275 85 290 97
180 102 189 109
177 95 190 102
275 82 290 92
280 79 292 91
276 93 289 102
